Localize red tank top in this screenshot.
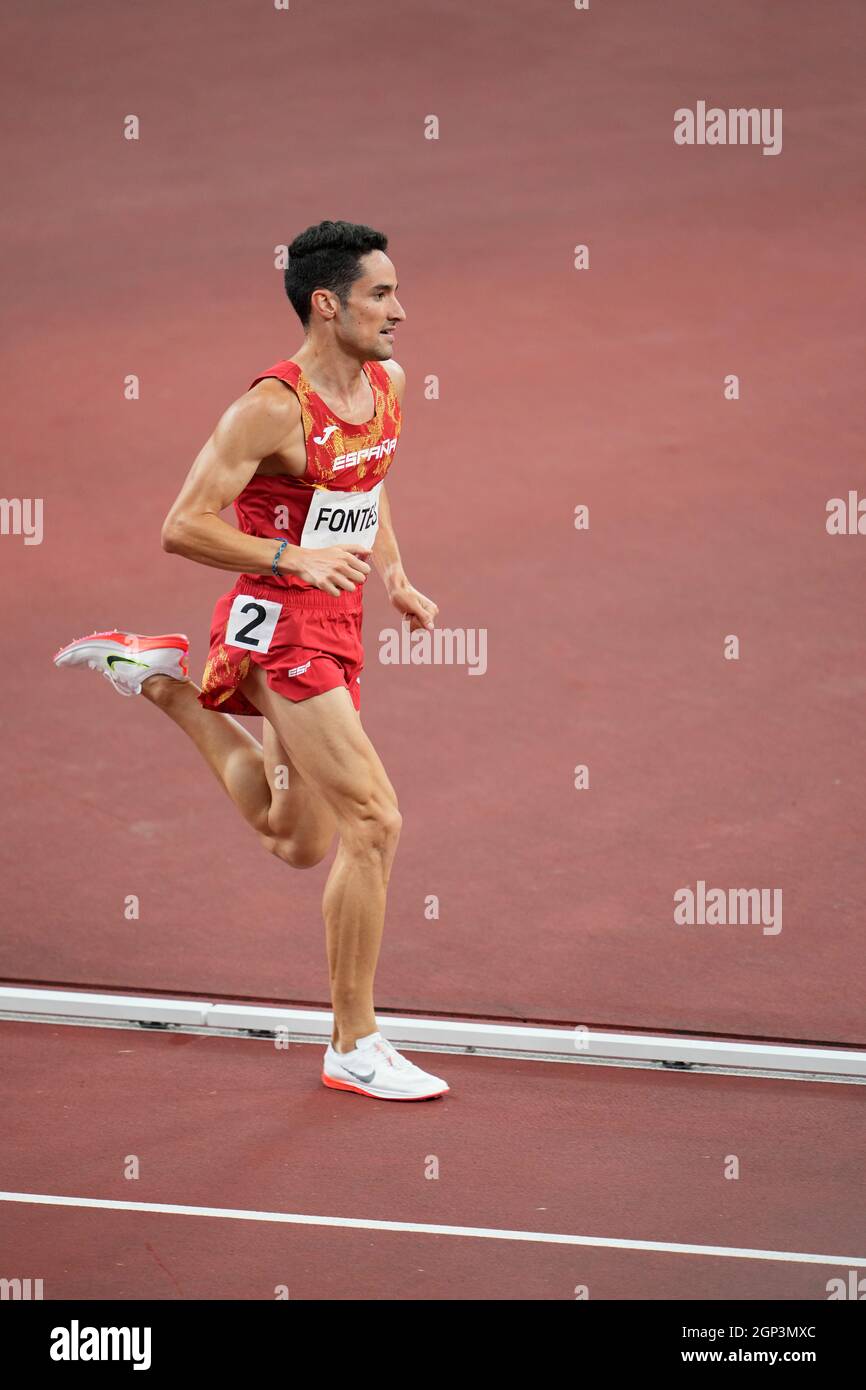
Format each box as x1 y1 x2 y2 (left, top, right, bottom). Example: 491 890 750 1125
234 358 401 595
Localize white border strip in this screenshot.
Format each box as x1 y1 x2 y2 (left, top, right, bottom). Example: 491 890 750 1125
1 987 865 1079
0 988 210 1026
6 1013 861 1084
1 1191 863 1267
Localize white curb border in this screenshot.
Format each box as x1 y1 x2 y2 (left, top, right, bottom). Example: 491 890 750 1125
1 986 864 1080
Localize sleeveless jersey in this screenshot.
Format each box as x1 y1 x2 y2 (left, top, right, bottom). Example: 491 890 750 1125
234 358 401 594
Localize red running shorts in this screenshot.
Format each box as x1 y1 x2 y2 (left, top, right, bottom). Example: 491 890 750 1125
198 579 364 717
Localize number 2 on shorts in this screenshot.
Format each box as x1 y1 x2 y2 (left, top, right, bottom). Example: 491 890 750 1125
225 594 282 653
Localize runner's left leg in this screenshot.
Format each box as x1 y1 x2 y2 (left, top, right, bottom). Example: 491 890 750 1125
141 675 336 865
260 719 337 867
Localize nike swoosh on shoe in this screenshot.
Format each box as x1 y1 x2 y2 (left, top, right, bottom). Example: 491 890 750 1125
106 654 149 669
340 1066 376 1084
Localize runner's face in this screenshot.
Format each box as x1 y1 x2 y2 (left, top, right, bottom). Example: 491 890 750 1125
339 251 405 359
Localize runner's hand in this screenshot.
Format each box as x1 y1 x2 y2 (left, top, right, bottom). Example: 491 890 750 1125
295 545 371 595
389 580 438 631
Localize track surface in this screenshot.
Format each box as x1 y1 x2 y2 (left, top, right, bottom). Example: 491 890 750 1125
1 1 864 1042
1 1021 863 1299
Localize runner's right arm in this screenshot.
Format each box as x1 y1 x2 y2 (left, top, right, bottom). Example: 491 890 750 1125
161 388 371 596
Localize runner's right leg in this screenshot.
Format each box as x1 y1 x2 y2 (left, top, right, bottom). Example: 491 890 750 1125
240 666 400 1054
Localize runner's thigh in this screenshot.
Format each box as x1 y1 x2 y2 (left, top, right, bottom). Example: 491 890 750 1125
261 718 337 839
251 679 398 829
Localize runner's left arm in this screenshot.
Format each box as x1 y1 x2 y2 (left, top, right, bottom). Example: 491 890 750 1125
375 360 438 631
372 484 438 633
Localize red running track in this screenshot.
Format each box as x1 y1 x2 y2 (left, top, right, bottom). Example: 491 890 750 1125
1 1021 864 1299
2 1 864 1044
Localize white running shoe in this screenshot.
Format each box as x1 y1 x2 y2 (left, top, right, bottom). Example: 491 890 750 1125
53 629 189 697
322 1031 450 1101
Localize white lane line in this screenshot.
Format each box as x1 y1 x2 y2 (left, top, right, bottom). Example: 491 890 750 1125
1 1192 863 1267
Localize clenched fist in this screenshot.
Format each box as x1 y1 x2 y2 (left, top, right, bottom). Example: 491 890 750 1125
294 545 372 595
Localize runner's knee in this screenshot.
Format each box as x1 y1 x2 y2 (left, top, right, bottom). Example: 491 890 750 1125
342 795 402 857
262 834 330 870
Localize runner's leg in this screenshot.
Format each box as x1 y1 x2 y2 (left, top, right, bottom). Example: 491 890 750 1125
261 720 337 867
240 665 401 1052
141 675 336 865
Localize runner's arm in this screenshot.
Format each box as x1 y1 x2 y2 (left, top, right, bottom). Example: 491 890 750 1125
162 389 305 575
161 389 369 592
373 362 438 628
371 484 408 594
373 484 437 629
374 361 410 593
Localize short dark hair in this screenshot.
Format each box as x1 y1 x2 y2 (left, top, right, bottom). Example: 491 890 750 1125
285 220 388 327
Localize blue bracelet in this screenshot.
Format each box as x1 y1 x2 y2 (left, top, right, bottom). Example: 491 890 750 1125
272 539 288 577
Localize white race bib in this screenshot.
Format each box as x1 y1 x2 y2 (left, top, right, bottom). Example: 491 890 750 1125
300 481 382 550
225 594 282 653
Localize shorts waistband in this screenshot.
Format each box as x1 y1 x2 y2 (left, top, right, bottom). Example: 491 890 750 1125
234 576 364 614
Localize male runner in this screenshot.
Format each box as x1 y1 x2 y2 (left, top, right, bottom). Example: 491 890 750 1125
54 220 449 1102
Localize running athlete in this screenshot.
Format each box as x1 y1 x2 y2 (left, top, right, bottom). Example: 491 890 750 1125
54 220 449 1101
